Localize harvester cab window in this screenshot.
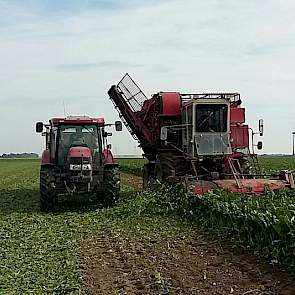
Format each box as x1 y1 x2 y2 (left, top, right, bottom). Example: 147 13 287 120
195 104 228 133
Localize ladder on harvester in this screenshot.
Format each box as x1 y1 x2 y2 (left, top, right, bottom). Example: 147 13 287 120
228 157 244 189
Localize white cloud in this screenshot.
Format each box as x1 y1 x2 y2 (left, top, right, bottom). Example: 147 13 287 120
0 0 295 154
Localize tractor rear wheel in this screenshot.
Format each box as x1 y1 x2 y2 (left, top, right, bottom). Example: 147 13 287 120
40 168 57 212
103 166 120 207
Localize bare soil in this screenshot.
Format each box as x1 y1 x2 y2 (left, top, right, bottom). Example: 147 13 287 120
81 229 295 295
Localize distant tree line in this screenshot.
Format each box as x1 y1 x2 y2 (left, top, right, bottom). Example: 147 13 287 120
0 153 39 159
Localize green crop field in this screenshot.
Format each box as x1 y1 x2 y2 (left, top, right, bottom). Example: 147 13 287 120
259 156 295 173
116 158 146 176
0 157 295 293
0 158 182 293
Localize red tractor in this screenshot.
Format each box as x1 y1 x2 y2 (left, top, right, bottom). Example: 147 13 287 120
108 74 294 193
36 116 122 212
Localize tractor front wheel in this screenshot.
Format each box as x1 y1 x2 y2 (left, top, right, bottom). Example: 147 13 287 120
40 168 57 212
103 165 120 207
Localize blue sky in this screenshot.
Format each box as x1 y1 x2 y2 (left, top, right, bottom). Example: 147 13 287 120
0 0 295 154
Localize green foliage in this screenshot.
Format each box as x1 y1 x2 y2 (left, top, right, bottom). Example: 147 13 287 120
0 159 182 293
1 156 295 293
188 190 295 271
134 184 295 272
115 156 295 271
0 159 130 293
0 159 82 293
259 156 295 174
116 158 146 176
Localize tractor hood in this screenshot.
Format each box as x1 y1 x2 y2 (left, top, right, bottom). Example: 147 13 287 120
68 147 92 158
67 147 92 172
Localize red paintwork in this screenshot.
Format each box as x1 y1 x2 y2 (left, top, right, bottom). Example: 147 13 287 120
230 125 249 149
230 108 245 123
108 75 294 196
51 117 105 125
103 149 114 164
68 147 91 158
160 92 181 116
193 179 291 194
230 106 249 150
41 150 50 165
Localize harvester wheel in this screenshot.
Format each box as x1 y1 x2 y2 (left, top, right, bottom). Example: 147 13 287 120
103 166 120 207
40 168 57 213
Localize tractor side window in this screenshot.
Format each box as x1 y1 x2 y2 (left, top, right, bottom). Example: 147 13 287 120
195 104 228 133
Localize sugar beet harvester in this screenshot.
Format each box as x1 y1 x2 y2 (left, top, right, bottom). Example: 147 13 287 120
108 74 294 193
36 116 123 212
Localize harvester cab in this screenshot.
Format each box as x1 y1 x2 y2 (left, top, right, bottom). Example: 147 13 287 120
36 116 122 212
181 95 232 157
108 73 295 194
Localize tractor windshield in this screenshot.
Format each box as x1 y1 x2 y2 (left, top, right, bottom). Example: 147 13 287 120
195 104 228 133
57 124 100 165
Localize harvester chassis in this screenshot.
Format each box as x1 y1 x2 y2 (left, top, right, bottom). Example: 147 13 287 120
108 73 295 194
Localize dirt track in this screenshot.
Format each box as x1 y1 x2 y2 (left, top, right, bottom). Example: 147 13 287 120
80 173 295 294
120 172 143 191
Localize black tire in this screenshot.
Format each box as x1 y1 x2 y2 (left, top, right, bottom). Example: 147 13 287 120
103 166 120 207
40 168 57 212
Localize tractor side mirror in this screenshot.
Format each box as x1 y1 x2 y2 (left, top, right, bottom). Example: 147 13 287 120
160 127 168 141
115 121 122 131
36 122 43 133
258 119 264 136
257 141 263 150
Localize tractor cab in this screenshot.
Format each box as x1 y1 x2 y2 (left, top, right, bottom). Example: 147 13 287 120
56 123 102 170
